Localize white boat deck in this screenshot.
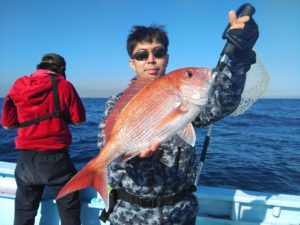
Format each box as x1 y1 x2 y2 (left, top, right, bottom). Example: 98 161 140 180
1 161 299 225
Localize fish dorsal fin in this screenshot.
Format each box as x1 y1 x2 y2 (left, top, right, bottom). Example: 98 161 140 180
104 76 153 138
177 123 196 146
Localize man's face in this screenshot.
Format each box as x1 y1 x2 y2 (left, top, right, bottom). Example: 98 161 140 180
129 41 169 79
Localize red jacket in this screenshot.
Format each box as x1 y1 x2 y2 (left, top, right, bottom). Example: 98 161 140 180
2 69 86 150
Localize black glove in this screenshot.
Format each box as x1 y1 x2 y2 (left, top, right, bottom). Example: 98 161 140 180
223 16 259 62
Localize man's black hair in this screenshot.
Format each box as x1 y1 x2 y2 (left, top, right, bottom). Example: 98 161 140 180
127 25 169 58
36 53 66 77
37 63 66 76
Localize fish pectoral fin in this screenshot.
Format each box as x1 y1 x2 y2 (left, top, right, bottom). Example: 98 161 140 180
155 103 189 132
177 123 196 146
179 102 189 113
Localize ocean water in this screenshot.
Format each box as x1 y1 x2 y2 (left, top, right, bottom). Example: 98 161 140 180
1 98 300 196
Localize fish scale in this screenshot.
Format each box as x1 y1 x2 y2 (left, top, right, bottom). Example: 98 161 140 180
113 89 182 155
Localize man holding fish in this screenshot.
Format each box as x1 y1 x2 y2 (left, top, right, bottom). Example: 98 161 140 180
57 8 259 225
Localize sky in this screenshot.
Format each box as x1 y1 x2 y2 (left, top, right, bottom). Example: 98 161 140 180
0 0 299 98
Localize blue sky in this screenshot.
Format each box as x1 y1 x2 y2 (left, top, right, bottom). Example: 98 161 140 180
0 0 299 98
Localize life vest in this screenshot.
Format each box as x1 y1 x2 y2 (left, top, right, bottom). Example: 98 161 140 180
19 74 67 128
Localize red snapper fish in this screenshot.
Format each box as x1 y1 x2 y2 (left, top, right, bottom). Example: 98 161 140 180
57 67 213 210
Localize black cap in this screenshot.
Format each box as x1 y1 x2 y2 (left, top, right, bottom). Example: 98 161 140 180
40 53 66 68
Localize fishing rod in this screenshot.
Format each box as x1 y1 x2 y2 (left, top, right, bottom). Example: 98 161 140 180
194 3 256 186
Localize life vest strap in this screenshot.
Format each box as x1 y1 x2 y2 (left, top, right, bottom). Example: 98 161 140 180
19 74 66 128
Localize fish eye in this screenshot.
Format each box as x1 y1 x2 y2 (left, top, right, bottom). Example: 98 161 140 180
184 70 193 79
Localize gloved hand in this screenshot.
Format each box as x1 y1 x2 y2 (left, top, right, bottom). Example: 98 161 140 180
224 10 259 62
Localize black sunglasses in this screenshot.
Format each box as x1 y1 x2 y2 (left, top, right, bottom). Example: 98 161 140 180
132 47 167 61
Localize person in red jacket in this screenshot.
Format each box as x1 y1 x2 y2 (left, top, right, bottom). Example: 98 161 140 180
1 53 86 225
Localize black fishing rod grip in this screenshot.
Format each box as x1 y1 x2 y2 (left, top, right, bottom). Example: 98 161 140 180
200 136 210 162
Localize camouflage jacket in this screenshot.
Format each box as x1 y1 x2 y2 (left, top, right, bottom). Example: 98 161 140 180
97 55 254 225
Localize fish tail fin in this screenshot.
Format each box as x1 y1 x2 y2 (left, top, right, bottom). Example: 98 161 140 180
56 159 96 199
94 167 109 211
56 158 109 210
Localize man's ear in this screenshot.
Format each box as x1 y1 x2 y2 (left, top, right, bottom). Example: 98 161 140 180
165 54 169 66
129 59 136 71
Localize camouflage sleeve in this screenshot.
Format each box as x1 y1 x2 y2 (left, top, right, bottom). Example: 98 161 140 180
193 50 256 127
97 94 122 149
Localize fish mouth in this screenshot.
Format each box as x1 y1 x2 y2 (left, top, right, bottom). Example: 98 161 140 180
194 68 212 80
